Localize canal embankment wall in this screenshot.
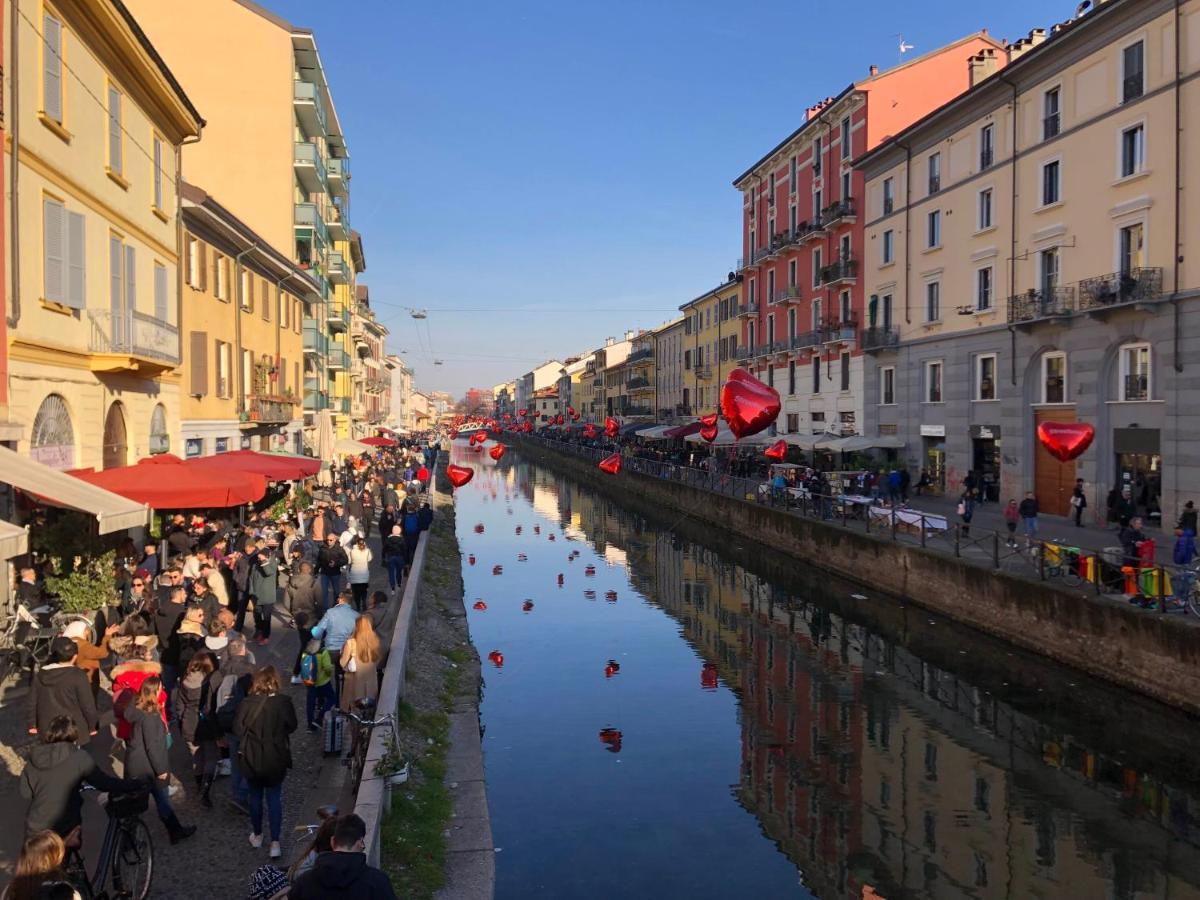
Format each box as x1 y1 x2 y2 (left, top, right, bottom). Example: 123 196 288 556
511 437 1200 715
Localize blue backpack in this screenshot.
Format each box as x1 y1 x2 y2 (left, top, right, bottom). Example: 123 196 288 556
299 653 318 686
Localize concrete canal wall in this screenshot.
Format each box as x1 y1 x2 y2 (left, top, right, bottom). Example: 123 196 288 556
511 437 1200 715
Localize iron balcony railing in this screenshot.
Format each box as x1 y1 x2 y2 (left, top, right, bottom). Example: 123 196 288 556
626 376 652 390
303 324 329 356
821 316 859 343
790 330 821 350
327 251 350 284
861 327 900 351
794 219 827 243
87 310 180 363
327 348 350 370
822 199 856 225
327 157 349 196
626 348 655 364
772 286 803 304
735 345 754 361
738 300 760 317
1077 267 1163 311
820 257 858 284
622 405 653 416
1007 287 1076 324
246 395 296 424
694 366 712 380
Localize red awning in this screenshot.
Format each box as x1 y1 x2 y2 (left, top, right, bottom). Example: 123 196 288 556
664 422 702 439
360 436 397 447
72 457 267 510
189 449 320 481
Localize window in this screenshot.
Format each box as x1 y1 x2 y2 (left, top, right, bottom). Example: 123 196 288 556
1120 222 1145 274
840 352 850 391
882 177 895 215
216 340 231 398
927 210 941 248
813 189 822 220
1042 352 1066 404
813 136 822 174
186 237 201 287
787 308 796 339
839 290 851 324
840 117 851 159
812 248 822 288
788 259 797 287
880 367 895 405
153 262 168 321
1120 124 1145 178
1043 87 1061 139
976 267 993 311
812 357 821 393
788 361 796 395
841 170 851 202
881 293 893 329
105 85 125 181
1123 41 1144 103
769 173 775 198
789 204 797 234
1120 343 1151 401
975 354 997 400
1041 160 1061 206
786 413 799 432
279 292 289 329
213 253 228 301
925 361 943 402
790 156 797 191
109 236 135 320
766 364 774 389
980 124 994 169
767 315 775 345
42 12 64 125
978 188 993 230
882 229 894 265
928 153 941 194
240 270 253 312
42 198 85 309
926 282 940 322
839 234 851 262
767 270 775 303
1040 247 1060 296
153 136 164 210
262 280 271 321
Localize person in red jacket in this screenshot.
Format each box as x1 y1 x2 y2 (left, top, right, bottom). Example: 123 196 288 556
109 637 166 763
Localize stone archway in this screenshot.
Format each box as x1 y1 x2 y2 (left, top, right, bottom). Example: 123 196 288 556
102 401 128 470
30 393 75 469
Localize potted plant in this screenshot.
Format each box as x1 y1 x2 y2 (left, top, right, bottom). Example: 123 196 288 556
374 735 409 786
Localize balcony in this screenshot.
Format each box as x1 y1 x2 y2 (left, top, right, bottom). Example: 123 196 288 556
767 231 792 256
737 300 760 318
626 376 652 393
327 202 348 241
295 202 331 249
327 306 350 332
355 336 370 357
294 142 327 193
795 219 827 245
328 250 350 285
87 310 179 373
335 397 351 414
735 345 754 361
790 330 821 350
861 327 900 352
694 366 713 380
245 394 298 425
1007 287 1076 325
302 324 329 356
626 347 655 364
822 317 859 345
740 247 772 270
293 80 327 139
772 285 803 305
820 257 858 285
821 199 857 227
622 404 653 417
303 390 329 412
1077 267 1163 315
327 157 349 197
327 348 349 370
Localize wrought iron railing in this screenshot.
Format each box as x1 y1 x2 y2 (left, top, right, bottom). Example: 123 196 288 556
87 310 180 363
791 330 821 350
1007 287 1076 324
626 348 655 364
861 327 900 351
1077 267 1162 311
247 395 297 424
820 258 858 284
822 199 856 224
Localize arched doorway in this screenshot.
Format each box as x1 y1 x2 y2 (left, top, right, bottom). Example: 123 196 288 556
149 404 169 455
30 394 75 469
102 401 128 470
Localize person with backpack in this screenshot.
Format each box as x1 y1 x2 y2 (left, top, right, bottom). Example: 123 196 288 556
173 651 222 808
234 666 298 860
109 636 163 773
215 634 255 815
300 639 336 733
124 676 196 844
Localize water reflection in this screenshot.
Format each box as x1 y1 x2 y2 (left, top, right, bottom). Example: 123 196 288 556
456 448 1200 900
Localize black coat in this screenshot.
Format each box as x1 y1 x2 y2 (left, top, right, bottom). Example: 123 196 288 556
21 741 136 837
316 544 348 577
173 671 222 743
287 573 320 618
154 601 186 662
233 693 298 787
123 705 170 781
288 852 398 900
28 665 98 744
382 534 407 561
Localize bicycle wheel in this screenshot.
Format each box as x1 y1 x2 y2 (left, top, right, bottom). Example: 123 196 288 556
110 819 153 900
1187 580 1200 617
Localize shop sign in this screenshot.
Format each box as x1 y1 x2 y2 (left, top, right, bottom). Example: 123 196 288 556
920 425 946 437
215 438 229 454
970 425 1001 440
185 438 203 458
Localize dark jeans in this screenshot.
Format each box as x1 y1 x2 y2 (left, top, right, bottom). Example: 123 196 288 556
232 588 249 634
247 782 283 842
306 683 336 727
320 573 341 610
253 604 273 639
149 780 178 826
227 735 248 805
350 582 368 611
1074 505 1084 526
386 556 404 592
160 664 178 699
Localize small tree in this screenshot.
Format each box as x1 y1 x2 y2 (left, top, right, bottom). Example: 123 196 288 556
45 550 118 614
31 511 121 614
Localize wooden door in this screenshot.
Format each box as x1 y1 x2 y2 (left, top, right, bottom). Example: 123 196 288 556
1034 408 1075 517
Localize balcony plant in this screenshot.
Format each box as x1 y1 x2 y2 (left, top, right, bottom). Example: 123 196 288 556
374 733 410 786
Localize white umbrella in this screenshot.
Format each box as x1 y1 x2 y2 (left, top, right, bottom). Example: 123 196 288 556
783 432 840 451
684 423 776 447
316 409 336 463
334 437 372 456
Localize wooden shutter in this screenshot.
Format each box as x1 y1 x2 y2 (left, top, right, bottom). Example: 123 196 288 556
124 245 136 311
43 198 65 303
212 252 221 299
154 263 168 320
66 211 85 309
42 15 62 123
109 235 122 316
263 280 270 321
278 357 286 392
190 331 208 395
199 243 208 292
107 85 122 175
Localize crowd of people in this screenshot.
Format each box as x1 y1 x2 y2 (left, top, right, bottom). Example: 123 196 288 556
8 438 440 899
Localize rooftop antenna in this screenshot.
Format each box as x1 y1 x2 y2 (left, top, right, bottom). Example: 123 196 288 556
897 34 914 62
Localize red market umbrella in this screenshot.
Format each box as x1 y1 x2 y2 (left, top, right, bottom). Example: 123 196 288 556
189 449 319 481
664 421 702 439
360 436 398 447
73 457 267 510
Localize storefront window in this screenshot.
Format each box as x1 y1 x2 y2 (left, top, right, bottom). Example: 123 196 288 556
149 404 169 455
1042 353 1066 404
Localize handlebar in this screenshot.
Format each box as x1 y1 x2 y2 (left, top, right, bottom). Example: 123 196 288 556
338 710 395 728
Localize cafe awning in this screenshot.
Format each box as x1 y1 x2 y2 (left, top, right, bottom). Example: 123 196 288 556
73 456 267 510
664 421 702 439
359 436 398 448
190 449 320 481
635 425 675 440
782 433 841 451
826 435 906 452
0 445 149 534
334 438 373 456
684 424 775 447
0 519 29 560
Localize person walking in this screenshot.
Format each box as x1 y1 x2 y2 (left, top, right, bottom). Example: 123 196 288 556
214 634 255 815
347 537 373 612
1018 492 1040 549
27 638 98 745
382 525 406 595
234 666 298 860
288 813 398 900
957 491 975 538
300 639 336 732
316 534 349 612
1120 516 1147 568
1178 500 1198 534
286 561 319 629
1070 479 1088 527
1171 526 1197 606
1002 499 1020 548
174 651 222 808
311 591 361 702
249 546 280 646
339 616 380 713
62 620 118 701
124 677 197 844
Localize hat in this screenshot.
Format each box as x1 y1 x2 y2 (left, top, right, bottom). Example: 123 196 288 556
248 865 289 900
62 620 90 641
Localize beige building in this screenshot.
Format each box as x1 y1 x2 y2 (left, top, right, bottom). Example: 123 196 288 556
653 318 686 421
7 0 203 469
386 354 415 431
679 279 742 419
350 283 388 437
623 331 655 419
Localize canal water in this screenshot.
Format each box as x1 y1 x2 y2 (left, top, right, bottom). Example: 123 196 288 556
453 444 1200 899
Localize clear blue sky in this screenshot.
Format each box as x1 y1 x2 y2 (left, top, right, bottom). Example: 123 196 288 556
272 0 1060 398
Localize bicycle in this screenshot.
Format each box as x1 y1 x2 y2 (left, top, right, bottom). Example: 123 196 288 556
292 803 340 839
63 786 154 900
1039 540 1084 587
338 699 396 791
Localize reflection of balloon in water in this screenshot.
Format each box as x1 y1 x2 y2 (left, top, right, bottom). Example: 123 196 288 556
515 526 522 534
468 555 475 565
548 534 556 542
605 590 617 603
584 590 596 599
472 601 487 611
604 660 620 678
598 453 622 475
522 600 534 612
492 565 503 575
488 651 504 668
598 728 622 753
517 553 527 562
585 566 596 576
701 663 718 690
534 526 540 535
474 524 484 534
557 574 564 586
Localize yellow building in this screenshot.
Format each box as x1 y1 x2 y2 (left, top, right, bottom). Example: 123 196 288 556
123 0 358 452
858 0 1199 516
6 0 203 469
679 278 741 418
178 182 320 456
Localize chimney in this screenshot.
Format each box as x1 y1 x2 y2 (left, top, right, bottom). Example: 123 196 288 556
1010 27 1047 61
968 48 999 86
624 330 635 341
869 64 879 77
605 337 615 347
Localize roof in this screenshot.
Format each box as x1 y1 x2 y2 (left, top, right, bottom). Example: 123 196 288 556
0 446 148 533
0 519 29 560
110 0 204 130
680 277 741 311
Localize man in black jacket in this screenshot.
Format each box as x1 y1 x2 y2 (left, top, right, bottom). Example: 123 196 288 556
316 534 349 612
28 638 98 744
289 813 397 899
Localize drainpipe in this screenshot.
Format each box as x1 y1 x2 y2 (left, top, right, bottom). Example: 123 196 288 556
1172 0 1183 375
896 141 912 325
999 73 1020 387
7 0 18 330
233 244 258 415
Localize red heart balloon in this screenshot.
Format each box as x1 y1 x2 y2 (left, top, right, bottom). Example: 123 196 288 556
449 429 458 440
583 424 597 439
1037 421 1095 462
518 408 527 417
522 600 534 612
567 406 576 416
765 439 787 461
700 423 719 442
522 422 533 433
473 601 487 611
571 413 579 422
605 417 619 438
700 412 719 428
598 453 622 475
446 464 474 488
489 443 506 460
556 414 564 425
720 370 781 439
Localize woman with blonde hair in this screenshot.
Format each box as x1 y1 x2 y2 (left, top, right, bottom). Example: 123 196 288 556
339 615 380 711
3 830 68 900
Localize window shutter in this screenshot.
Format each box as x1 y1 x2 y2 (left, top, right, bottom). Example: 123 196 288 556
190 331 208 395
213 253 220 298
42 15 62 123
263 281 270 321
199 243 208 292
124 245 136 311
107 86 122 175
183 236 192 286
154 263 168 321
66 211 85 309
279 357 287 392
43 198 65 303
109 236 122 314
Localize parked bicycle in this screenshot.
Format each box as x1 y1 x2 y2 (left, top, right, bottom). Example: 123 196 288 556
1040 540 1085 588
293 803 340 839
63 786 154 900
0 605 95 684
338 698 396 792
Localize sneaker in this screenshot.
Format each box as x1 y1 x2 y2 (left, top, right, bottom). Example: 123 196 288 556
249 832 263 850
290 675 304 686
229 798 250 816
269 841 282 859
256 636 270 646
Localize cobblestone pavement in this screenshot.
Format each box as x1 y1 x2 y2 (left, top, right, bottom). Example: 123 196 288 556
0 532 397 899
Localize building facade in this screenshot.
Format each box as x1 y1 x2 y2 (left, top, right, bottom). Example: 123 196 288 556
680 279 742 418
349 283 387 437
6 0 203 470
179 182 318 457
733 32 1006 440
653 318 686 420
386 354 415 431
623 332 655 419
859 0 1199 521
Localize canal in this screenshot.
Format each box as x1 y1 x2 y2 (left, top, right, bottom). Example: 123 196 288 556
453 444 1200 899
